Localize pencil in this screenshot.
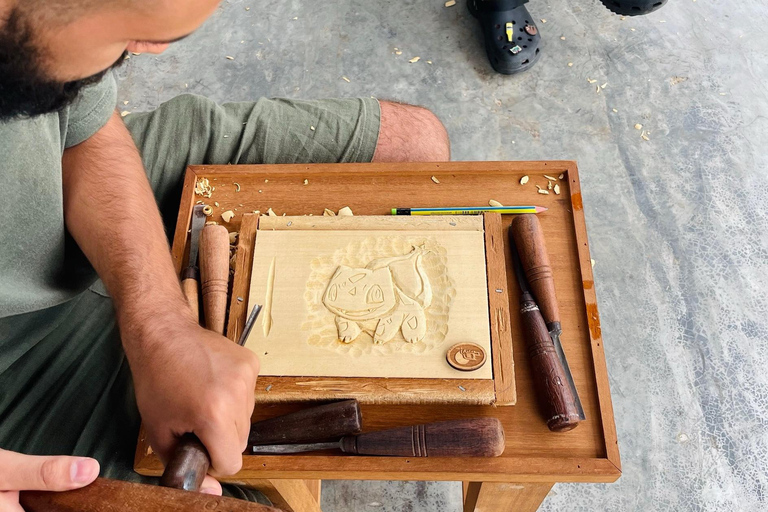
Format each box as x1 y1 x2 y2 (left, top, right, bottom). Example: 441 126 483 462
392 206 548 216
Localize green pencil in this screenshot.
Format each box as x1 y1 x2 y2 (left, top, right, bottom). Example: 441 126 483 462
392 206 547 216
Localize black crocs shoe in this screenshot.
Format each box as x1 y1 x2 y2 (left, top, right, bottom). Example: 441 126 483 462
599 0 668 16
469 0 541 75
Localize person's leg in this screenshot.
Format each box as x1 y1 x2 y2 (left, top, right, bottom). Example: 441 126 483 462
373 101 450 162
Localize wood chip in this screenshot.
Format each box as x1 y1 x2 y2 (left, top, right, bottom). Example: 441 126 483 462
641 132 650 141
587 78 597 84
337 206 354 216
489 199 503 207
234 182 241 192
323 208 337 217
547 181 553 190
612 108 618 113
444 0 456 6
226 56 234 60
538 189 550 195
341 76 350 82
214 201 219 207
409 56 421 63
310 126 315 131
303 179 309 185
431 176 440 184
554 184 561 195
202 205 213 216
229 232 238 244
194 177 213 198
558 173 564 179
591 259 596 267
120 111 131 117
544 175 558 181
568 62 573 67
221 210 235 223
267 208 277 217
520 175 529 185
634 123 643 130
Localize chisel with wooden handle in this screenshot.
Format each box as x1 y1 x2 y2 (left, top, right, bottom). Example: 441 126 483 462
251 418 505 457
161 399 363 491
199 224 231 334
509 223 583 432
181 205 207 321
510 214 585 424
21 478 279 512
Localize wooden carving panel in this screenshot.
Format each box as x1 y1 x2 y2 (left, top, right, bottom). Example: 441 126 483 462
245 216 493 380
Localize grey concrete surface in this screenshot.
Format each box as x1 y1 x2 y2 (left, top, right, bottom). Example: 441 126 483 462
118 0 768 510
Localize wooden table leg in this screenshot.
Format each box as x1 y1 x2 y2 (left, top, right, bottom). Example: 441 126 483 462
236 479 323 512
463 482 553 512
304 480 321 503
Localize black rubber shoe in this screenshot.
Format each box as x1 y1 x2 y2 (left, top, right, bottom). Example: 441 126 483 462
599 0 668 16
469 0 541 75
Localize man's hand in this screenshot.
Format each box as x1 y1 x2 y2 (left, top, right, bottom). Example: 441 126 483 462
0 449 99 511
129 320 260 479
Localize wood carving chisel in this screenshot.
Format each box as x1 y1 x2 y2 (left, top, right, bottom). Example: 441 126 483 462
161 399 363 491
181 205 206 320
199 224 231 334
250 418 505 457
509 227 583 432
511 214 585 422
237 304 263 346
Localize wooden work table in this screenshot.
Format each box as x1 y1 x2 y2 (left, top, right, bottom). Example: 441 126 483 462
134 161 619 512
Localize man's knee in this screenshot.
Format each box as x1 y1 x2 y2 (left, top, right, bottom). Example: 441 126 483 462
373 101 450 162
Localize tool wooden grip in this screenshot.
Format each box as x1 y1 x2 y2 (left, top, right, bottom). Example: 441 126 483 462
519 292 581 432
199 224 230 334
249 399 363 446
339 418 505 457
160 433 210 491
20 477 279 512
511 214 561 330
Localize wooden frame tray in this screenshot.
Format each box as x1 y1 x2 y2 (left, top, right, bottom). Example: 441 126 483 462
135 161 620 485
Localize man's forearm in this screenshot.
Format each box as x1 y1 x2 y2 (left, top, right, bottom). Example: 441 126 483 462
61 112 194 355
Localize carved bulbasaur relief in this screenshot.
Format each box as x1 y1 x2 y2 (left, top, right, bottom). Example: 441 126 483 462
322 248 433 344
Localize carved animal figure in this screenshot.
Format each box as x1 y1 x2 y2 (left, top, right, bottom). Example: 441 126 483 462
323 248 433 344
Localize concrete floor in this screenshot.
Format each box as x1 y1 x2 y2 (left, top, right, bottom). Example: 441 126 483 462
118 0 768 510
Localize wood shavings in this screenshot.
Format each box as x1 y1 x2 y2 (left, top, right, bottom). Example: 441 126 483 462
303 179 309 185
259 190 263 193
226 56 234 60
600 83 607 89
547 181 553 190
568 62 573 67
554 184 561 195
587 78 597 84
205 221 218 225
341 76 350 82
409 56 421 63
540 18 547 23
426 60 432 64
444 0 456 6
265 179 269 183
538 189 550 195
560 36 566 40
202 205 213 216
670 76 688 85
489 199 503 207
558 173 565 179
267 208 277 217
194 177 213 198
214 202 219 207
310 126 315 131
612 108 618 113
229 232 238 244
431 176 440 184
120 111 131 117
591 259 596 267
520 175 529 185
337 206 354 217
641 131 650 141
123 100 129 105
544 175 558 181
221 210 235 223
323 208 337 217
234 182 241 192
634 123 643 130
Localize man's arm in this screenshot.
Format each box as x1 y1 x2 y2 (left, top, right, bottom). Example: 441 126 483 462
61 112 258 483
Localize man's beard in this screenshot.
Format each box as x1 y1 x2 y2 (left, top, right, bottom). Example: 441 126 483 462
0 9 127 122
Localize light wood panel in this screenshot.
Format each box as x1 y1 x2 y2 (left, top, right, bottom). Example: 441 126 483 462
136 161 620 484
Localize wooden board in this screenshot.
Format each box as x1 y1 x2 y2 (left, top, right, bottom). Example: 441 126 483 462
135 161 620 485
245 215 493 382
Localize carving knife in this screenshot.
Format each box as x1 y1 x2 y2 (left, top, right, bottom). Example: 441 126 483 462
509 224 584 432
181 205 207 320
510 214 585 423
250 418 505 457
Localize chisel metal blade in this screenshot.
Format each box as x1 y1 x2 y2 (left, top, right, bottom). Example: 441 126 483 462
251 441 339 454
187 204 207 269
549 328 585 421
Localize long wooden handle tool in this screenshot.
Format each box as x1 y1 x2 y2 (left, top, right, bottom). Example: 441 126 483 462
511 214 585 423
251 418 505 457
199 224 231 334
21 477 279 512
161 399 363 491
181 205 207 321
509 225 583 432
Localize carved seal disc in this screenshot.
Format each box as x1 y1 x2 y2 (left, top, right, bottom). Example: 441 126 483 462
446 343 487 371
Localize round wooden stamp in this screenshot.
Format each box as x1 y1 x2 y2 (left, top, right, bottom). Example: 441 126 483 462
446 343 487 372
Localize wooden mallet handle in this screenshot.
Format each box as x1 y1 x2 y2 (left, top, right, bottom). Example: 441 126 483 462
20 477 279 512
199 224 230 334
511 214 561 332
340 418 505 457
519 291 581 432
160 433 210 491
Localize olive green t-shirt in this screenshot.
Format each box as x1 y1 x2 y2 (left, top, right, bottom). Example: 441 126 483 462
0 75 117 319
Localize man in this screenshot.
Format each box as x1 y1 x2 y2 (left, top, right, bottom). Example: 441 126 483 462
0 0 449 508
